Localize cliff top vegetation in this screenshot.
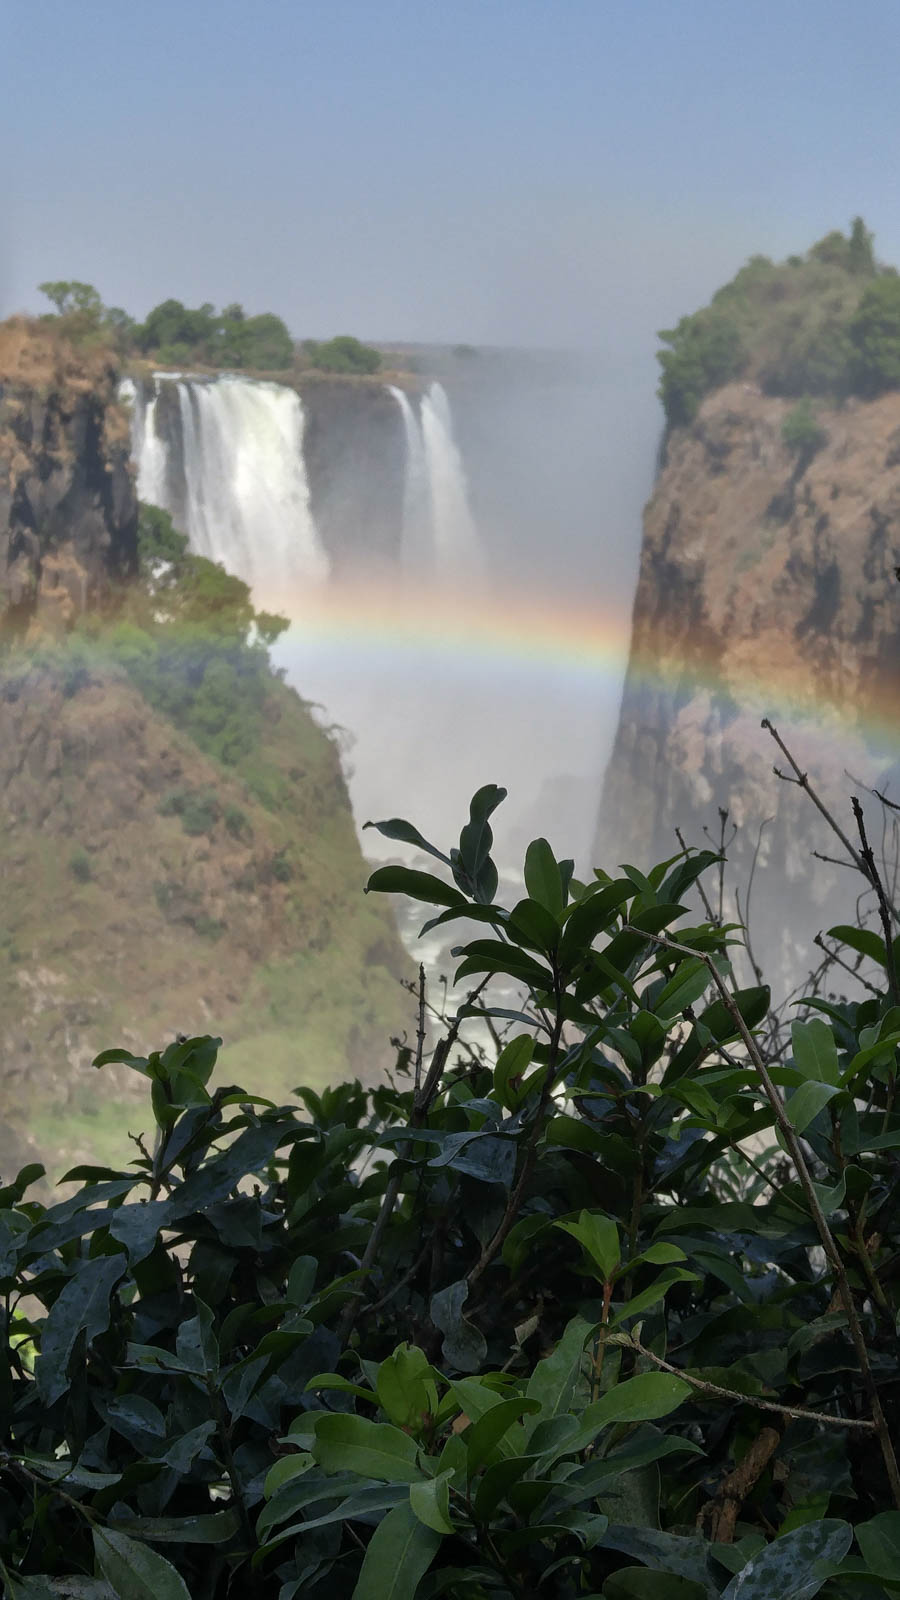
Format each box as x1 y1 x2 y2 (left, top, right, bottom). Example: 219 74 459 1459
33 280 389 381
658 217 900 428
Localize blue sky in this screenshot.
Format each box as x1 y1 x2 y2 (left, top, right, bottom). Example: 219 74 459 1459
4 0 900 371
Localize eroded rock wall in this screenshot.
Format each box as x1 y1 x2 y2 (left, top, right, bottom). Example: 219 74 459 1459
0 320 136 634
598 384 900 980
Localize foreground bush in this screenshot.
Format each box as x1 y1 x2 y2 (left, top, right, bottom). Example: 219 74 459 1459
1 782 900 1597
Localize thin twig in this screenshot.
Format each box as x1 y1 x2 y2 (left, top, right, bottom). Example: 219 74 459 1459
623 922 900 1509
675 827 717 925
619 1336 875 1432
852 797 900 1002
813 934 882 998
763 718 869 876
413 964 427 1098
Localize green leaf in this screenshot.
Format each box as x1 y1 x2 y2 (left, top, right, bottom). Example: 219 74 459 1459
6 1579 63 1600
108 1201 172 1265
555 1211 620 1280
524 838 565 918
351 1500 441 1600
508 896 561 953
612 1267 700 1324
792 1019 840 1086
93 1528 192 1600
409 1470 455 1534
844 1029 900 1084
456 785 506 903
175 1297 218 1376
601 1527 717 1594
785 1079 839 1134
559 878 633 963
365 867 465 909
376 1343 437 1431
259 1484 409 1549
263 1452 314 1496
525 1313 592 1423
855 1511 900 1578
721 1519 852 1600
463 1396 541 1472
453 939 554 990
473 1454 540 1520
36 1253 127 1405
304 1372 374 1402
312 1412 422 1482
654 958 711 1020
558 1373 691 1456
603 1569 707 1598
106 1509 241 1544
827 924 887 966
430 1279 487 1373
362 816 451 866
493 1034 536 1110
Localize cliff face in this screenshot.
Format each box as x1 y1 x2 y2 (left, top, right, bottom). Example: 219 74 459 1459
0 320 136 634
598 383 900 977
298 376 406 571
0 323 411 1173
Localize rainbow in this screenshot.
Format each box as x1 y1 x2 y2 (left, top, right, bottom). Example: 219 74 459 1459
265 574 900 757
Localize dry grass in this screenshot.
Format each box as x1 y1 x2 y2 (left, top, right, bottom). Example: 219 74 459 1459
0 315 117 394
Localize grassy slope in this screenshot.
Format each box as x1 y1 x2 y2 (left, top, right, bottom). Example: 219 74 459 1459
0 656 411 1176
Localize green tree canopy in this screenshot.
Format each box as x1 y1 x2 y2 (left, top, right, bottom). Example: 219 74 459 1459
305 334 382 375
38 280 103 318
849 274 900 394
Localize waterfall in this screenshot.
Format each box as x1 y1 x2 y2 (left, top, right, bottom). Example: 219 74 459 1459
419 382 482 577
122 374 328 602
119 376 170 509
389 381 482 579
388 385 432 573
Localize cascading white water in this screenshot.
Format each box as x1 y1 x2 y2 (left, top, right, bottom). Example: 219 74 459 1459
123 374 328 603
419 382 482 576
388 385 432 574
119 377 170 509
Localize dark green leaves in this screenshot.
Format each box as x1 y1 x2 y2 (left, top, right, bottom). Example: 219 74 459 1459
524 837 565 918
430 1279 487 1373
312 1413 422 1482
350 1501 441 1600
366 866 466 909
720 1519 853 1600
93 1528 192 1600
454 783 507 904
36 1252 127 1405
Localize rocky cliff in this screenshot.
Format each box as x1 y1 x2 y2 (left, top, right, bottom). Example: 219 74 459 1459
0 320 411 1174
0 318 136 634
598 381 900 983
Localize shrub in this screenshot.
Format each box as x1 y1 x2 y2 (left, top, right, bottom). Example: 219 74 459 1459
657 309 744 427
157 788 188 817
224 802 251 839
4 783 900 1595
305 334 382 375
782 397 828 458
180 792 220 836
270 848 292 882
68 845 91 882
849 274 900 394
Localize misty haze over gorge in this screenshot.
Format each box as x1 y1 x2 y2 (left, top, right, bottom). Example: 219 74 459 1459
4 6 900 1593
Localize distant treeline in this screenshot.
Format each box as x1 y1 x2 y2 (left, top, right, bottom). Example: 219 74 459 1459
658 217 900 427
36 280 384 376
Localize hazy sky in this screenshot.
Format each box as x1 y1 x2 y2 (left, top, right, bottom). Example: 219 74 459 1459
5 0 900 376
